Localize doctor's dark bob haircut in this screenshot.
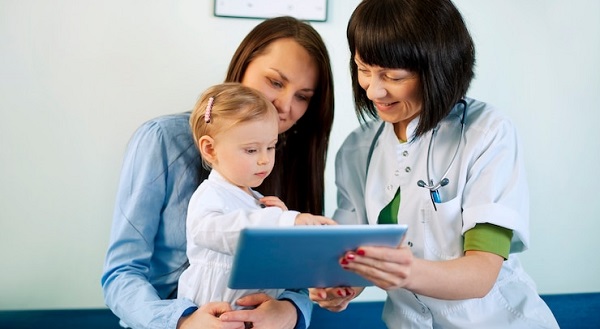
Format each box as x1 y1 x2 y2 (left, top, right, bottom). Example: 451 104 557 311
225 16 334 215
347 0 475 138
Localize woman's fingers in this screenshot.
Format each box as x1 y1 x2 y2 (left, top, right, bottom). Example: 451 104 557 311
341 246 413 290
199 301 234 316
309 287 356 312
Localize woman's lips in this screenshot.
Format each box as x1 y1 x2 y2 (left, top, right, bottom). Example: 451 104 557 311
374 101 398 112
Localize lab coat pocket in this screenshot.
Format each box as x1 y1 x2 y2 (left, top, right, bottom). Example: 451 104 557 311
422 196 463 260
495 283 559 328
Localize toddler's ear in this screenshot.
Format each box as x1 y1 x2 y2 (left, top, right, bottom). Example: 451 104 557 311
198 136 217 164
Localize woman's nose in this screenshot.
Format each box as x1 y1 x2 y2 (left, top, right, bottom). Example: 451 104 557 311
365 78 387 100
273 93 292 115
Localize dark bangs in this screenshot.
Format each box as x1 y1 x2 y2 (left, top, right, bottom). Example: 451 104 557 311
347 0 424 123
347 0 475 138
348 6 421 71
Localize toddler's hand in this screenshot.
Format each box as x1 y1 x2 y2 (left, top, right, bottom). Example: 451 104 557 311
259 196 288 211
294 214 337 226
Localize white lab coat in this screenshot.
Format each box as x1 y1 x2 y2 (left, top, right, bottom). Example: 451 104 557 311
178 170 298 309
334 98 558 328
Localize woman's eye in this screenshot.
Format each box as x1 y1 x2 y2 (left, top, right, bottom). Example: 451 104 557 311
295 94 310 102
357 68 371 76
269 79 283 88
245 149 257 154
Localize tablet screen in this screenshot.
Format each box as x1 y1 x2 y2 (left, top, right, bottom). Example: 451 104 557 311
228 224 408 289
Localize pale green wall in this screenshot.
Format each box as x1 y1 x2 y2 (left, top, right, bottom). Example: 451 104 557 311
1 0 598 310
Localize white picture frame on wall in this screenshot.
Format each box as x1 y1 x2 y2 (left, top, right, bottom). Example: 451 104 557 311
214 0 328 22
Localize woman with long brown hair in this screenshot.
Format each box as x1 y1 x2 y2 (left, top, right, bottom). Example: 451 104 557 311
102 16 334 329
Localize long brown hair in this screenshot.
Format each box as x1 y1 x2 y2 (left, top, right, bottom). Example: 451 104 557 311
225 16 334 214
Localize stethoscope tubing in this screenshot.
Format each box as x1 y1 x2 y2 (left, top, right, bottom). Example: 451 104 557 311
418 99 467 192
365 99 468 198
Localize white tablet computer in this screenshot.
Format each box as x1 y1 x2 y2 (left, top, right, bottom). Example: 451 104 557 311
228 224 408 289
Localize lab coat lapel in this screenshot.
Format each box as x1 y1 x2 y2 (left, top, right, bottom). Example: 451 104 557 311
365 123 401 225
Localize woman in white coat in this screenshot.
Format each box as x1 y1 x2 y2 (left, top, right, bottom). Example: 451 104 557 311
310 0 559 328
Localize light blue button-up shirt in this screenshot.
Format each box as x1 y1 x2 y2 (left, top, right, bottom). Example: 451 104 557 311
101 112 311 329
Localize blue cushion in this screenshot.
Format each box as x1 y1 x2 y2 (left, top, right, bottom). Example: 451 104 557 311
1 293 598 329
0 308 121 329
541 292 600 329
309 301 386 329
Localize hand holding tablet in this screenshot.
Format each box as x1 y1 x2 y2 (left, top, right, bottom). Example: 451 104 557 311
228 224 408 289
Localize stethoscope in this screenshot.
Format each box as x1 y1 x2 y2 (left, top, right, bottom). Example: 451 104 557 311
417 99 467 209
366 99 468 211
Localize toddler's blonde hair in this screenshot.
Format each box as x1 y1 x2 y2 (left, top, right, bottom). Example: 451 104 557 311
190 82 278 168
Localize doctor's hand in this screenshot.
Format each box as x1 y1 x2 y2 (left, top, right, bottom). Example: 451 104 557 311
219 293 297 329
294 213 337 226
309 287 363 312
177 302 244 329
341 245 414 291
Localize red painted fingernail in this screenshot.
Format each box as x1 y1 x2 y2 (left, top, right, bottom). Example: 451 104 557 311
337 290 343 296
346 253 355 260
356 249 365 256
341 259 349 265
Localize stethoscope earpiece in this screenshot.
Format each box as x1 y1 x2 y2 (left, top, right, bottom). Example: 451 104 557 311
416 177 449 192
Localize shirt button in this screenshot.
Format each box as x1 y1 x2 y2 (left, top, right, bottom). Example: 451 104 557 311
421 306 427 313
386 185 394 191
394 170 400 176
405 167 411 173
402 150 409 157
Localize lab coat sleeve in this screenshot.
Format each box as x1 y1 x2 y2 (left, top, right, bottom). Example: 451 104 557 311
461 108 530 253
332 147 362 224
332 124 378 225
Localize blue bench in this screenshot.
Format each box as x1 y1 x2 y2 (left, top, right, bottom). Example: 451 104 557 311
1 293 598 329
310 293 600 329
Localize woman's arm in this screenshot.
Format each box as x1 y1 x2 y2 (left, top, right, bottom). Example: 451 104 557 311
342 246 503 300
310 247 502 312
101 117 200 329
